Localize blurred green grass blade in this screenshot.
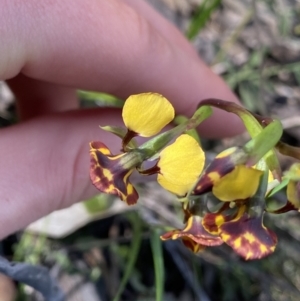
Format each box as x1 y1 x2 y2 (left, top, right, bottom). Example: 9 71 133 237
213 9 253 65
150 229 165 301
225 62 300 87
238 82 259 112
112 213 142 301
238 81 267 114
248 47 267 69
186 0 221 40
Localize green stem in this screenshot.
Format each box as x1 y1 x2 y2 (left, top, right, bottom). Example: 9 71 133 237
249 166 269 217
139 105 212 157
150 228 165 301
112 213 142 301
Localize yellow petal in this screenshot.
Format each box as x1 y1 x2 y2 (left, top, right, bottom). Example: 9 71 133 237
213 165 263 201
122 93 174 137
287 180 300 208
157 134 205 196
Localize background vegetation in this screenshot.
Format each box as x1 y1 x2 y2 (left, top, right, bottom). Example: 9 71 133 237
1 0 300 300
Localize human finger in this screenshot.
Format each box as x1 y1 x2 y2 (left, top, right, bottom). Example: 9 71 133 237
7 74 78 120
0 109 120 238
2 0 242 138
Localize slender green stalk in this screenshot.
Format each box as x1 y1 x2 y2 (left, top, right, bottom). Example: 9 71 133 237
112 213 142 301
150 229 165 301
139 105 212 156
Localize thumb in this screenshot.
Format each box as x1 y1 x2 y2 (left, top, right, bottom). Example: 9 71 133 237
0 109 121 238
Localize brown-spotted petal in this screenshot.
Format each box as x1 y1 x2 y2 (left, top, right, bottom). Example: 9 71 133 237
220 213 277 260
161 215 223 253
181 237 206 253
202 212 231 235
193 147 247 195
89 141 142 205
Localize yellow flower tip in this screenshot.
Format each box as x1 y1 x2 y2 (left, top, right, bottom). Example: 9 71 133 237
212 165 263 202
122 93 175 137
90 141 111 155
157 134 205 196
215 146 238 159
220 214 277 260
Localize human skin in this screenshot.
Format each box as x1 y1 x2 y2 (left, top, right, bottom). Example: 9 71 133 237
0 0 243 239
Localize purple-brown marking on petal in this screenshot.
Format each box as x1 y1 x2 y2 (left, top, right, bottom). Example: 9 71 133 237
193 155 235 195
220 213 277 260
182 237 206 253
122 129 137 151
160 215 223 251
202 212 231 235
89 141 139 205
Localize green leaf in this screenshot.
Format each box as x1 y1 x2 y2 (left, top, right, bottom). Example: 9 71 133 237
243 119 283 166
267 178 289 198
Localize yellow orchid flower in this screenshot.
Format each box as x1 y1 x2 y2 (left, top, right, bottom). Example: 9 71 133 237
193 147 244 195
157 134 205 196
122 93 175 137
